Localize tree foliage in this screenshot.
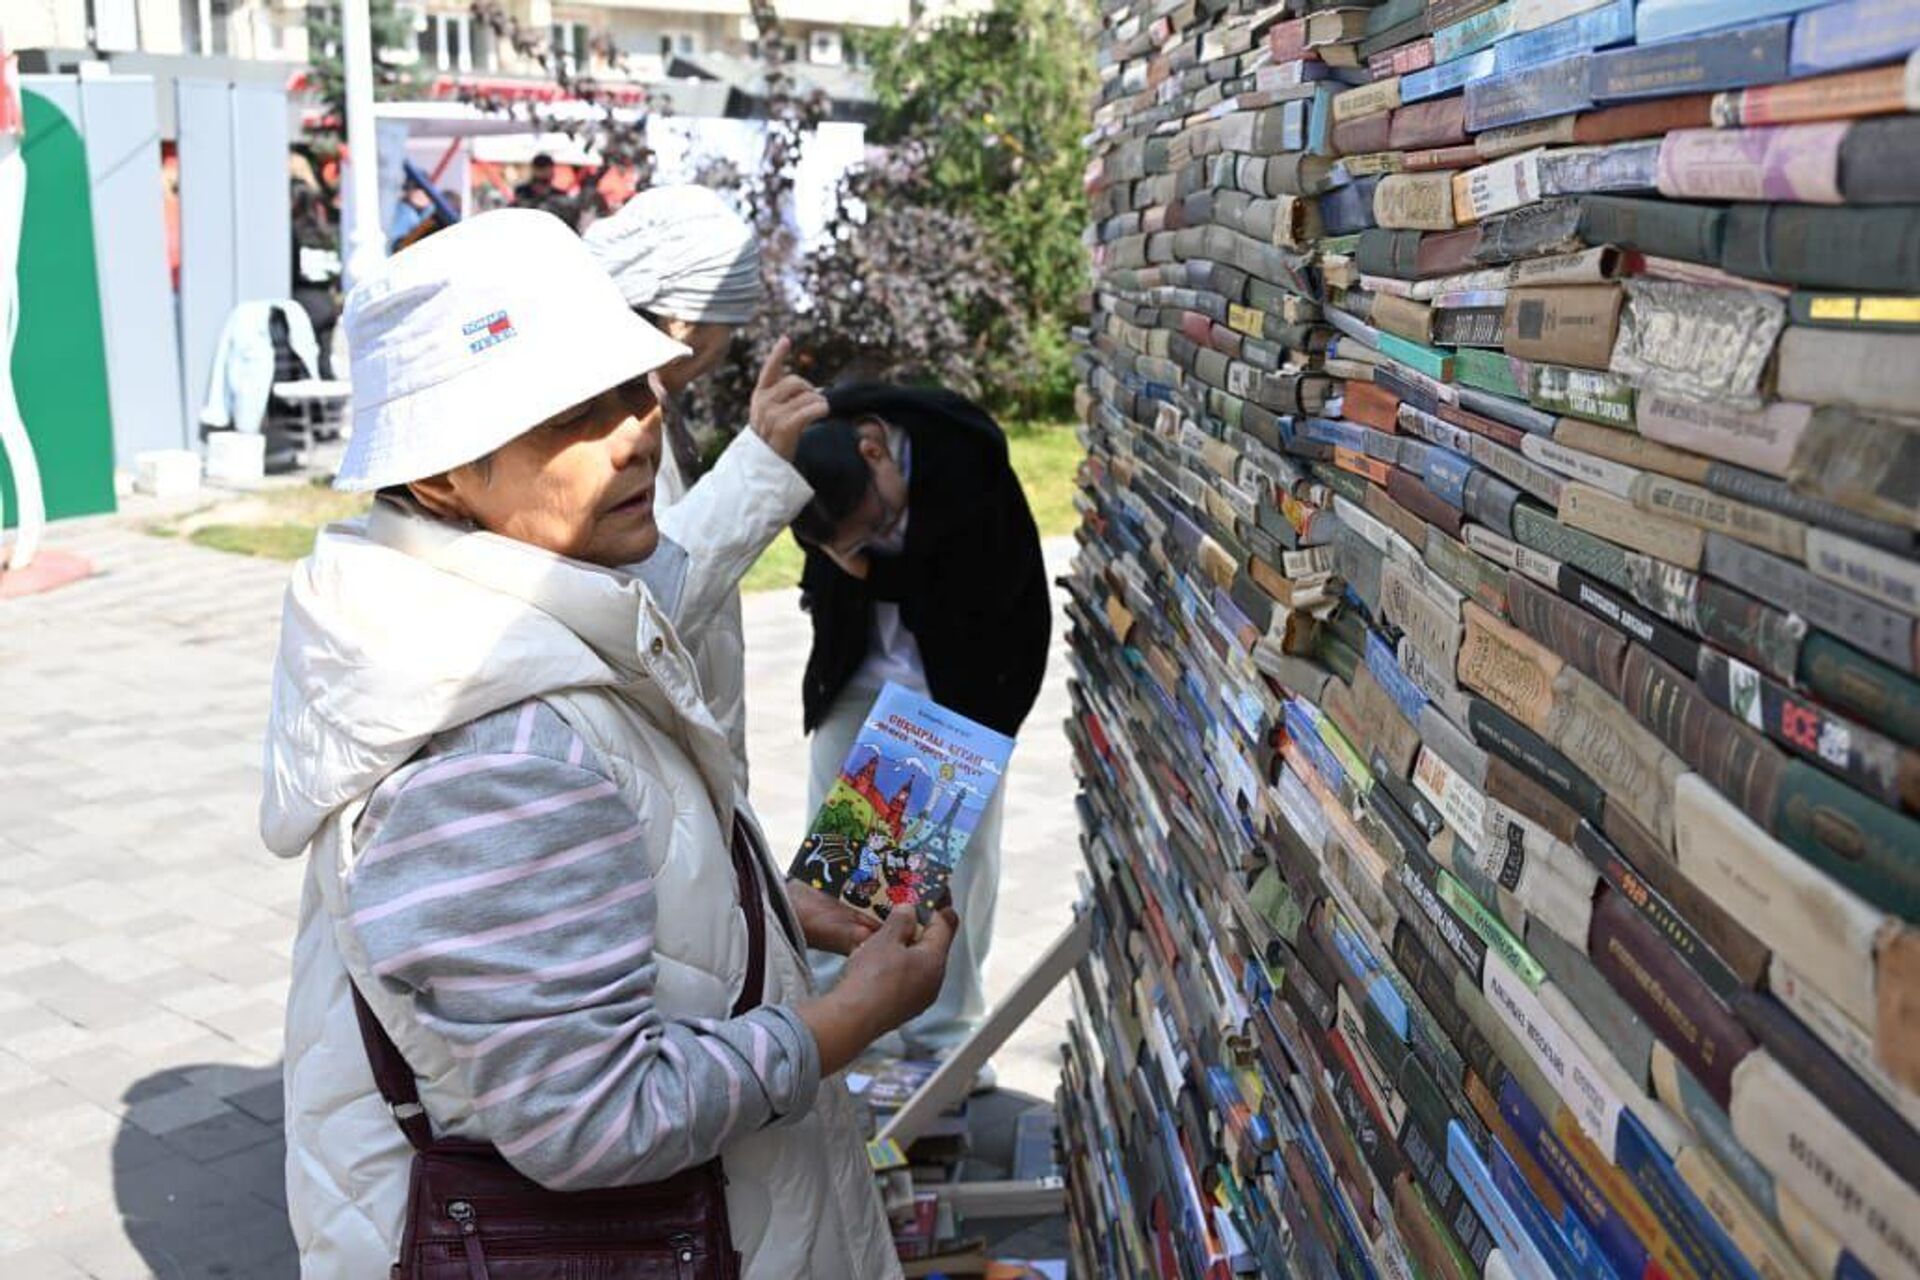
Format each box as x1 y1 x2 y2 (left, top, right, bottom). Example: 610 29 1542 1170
305 0 421 144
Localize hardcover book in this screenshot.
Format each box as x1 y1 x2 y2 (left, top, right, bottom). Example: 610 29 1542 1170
789 683 1015 922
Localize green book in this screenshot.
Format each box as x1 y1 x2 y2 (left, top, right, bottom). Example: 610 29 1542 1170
1455 347 1526 399
1377 331 1456 382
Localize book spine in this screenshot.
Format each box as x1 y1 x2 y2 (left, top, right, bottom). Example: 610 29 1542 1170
1655 123 1847 205
1465 57 1596 132
1546 665 1687 850
1721 204 1920 294
1770 758 1920 921
1672 774 1884 1038
1589 887 1759 1108
1577 196 1725 265
1456 150 1547 223
1703 533 1918 676
1502 286 1625 370
1375 173 1461 231
1612 1112 1756 1280
1785 406 1920 533
1391 96 1471 151
1506 572 1628 691
1333 76 1403 124
1713 59 1912 127
1576 94 1718 143
1636 393 1812 481
1633 473 1810 562
1496 0 1636 74
1562 483 1707 571
1798 630 1920 753
1499 1076 1659 1280
1733 990 1920 1189
1789 0 1920 76
1805 526 1920 621
1697 646 1919 814
1703 461 1915 557
1728 1052 1920 1280
1589 19 1792 101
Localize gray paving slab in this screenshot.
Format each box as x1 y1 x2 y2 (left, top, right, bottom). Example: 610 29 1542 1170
0 514 1084 1275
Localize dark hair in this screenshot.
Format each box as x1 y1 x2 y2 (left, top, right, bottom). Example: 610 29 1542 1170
791 417 873 547
531 152 554 169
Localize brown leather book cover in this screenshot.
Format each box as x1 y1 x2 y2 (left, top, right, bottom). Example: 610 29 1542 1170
1590 885 1758 1108
1365 478 1435 551
1486 755 1582 845
1573 95 1715 145
1501 285 1625 370
1387 468 1467 540
1392 1175 1474 1280
1618 643 1787 830
1404 143 1483 172
1439 403 1530 452
1416 226 1484 278
1332 110 1395 158
1505 574 1629 697
1344 380 1402 432
1599 808 1773 991
1391 96 1470 152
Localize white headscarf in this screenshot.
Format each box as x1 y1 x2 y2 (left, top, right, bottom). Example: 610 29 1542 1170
583 184 763 326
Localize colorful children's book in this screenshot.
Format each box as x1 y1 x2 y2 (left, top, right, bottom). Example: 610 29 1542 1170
788 682 1016 923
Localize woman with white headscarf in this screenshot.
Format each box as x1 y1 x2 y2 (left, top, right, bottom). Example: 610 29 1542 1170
586 185 773 799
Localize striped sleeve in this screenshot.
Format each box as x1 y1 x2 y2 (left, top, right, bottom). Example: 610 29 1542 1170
345 700 821 1190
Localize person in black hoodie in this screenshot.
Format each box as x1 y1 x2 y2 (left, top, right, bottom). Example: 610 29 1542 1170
789 384 1052 1065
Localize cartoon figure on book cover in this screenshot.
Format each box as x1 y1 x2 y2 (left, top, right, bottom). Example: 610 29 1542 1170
789 683 1016 923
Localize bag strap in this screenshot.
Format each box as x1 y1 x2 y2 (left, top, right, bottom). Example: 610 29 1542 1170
353 814 770 1151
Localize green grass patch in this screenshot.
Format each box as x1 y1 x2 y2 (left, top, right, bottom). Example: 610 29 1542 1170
163 424 1086 586
190 522 332 561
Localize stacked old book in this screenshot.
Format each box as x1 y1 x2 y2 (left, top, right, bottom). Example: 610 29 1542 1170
1059 1 1920 1277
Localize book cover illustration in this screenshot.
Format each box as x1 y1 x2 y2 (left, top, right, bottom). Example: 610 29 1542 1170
789 682 1016 922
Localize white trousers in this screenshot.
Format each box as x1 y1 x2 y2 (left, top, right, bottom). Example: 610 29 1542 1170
806 682 1004 1054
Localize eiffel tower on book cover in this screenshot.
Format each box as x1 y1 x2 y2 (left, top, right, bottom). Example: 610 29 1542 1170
788 682 1016 923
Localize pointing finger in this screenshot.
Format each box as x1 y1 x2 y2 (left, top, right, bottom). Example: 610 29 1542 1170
756 337 793 393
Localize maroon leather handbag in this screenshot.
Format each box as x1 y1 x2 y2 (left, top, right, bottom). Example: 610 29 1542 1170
352 823 770 1279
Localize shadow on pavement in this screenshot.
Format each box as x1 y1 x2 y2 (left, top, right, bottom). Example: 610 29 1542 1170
113 1062 296 1279
108 1066 1063 1276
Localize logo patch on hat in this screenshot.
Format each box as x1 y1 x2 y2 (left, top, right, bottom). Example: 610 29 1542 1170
462 310 516 353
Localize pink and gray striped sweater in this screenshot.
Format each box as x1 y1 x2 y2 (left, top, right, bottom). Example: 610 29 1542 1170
346 698 818 1189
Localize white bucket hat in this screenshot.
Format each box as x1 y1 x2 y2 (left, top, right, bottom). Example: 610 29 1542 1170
583 184 763 325
334 208 688 492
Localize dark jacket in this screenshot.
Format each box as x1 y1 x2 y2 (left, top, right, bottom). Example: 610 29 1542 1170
799 385 1052 737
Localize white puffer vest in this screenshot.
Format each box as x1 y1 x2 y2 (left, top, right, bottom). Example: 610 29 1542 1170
263 453 896 1280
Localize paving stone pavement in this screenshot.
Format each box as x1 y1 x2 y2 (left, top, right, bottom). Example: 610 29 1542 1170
0 513 1083 1278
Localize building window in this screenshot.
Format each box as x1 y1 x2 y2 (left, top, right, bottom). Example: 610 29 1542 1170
809 29 843 65
552 21 589 75
418 13 472 72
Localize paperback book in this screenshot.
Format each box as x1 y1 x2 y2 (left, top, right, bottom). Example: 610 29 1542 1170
789 682 1015 922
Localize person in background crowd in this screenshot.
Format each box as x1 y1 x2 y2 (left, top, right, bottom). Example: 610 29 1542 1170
264 210 942 1278
289 180 341 378
788 385 1053 1078
513 151 576 226
388 179 433 248
585 184 770 795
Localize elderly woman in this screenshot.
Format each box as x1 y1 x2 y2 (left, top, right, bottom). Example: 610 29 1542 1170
262 210 948 1278
584 185 767 796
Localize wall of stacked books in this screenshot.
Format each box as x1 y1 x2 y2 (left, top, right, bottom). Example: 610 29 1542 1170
1058 1 1920 1277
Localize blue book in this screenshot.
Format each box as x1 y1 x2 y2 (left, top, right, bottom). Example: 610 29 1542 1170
1424 446 1478 510
1495 0 1637 73
1446 1120 1557 1279
1613 1112 1762 1280
789 682 1015 923
1366 630 1431 724
1469 52 1598 131
1588 18 1793 100
1489 1141 1614 1280
1434 0 1517 63
1638 0 1827 43
1791 0 1920 74
1403 47 1500 102
1305 83 1342 157
1497 1078 1653 1280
